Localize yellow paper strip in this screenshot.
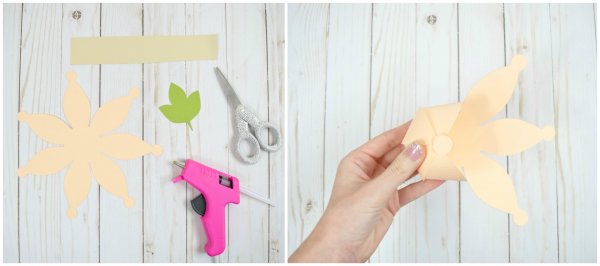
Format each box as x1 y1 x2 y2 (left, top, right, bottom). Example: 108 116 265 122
71 35 218 64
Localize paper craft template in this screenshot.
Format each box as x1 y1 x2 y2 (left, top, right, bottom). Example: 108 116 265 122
18 71 163 218
159 82 201 130
71 35 218 64
401 55 555 226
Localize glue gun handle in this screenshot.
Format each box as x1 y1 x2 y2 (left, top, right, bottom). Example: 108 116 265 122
201 201 226 256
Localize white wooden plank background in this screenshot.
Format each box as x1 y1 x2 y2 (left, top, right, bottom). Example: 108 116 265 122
3 3 284 263
3 3 22 263
288 3 596 262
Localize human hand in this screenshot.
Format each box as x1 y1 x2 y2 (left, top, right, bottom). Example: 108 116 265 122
289 121 445 262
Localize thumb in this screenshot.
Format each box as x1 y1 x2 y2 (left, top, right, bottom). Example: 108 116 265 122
365 142 425 201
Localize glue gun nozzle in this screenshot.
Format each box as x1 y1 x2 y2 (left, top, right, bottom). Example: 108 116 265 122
173 161 185 169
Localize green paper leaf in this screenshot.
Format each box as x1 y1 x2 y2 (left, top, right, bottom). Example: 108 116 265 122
169 83 187 104
159 83 201 130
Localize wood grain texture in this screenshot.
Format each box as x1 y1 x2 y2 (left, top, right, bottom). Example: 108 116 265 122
369 3 417 262
551 3 597 262
226 4 270 262
99 3 143 262
184 3 228 263
6 3 283 263
504 3 559 262
457 4 509 262
287 3 329 255
60 3 101 262
413 3 459 262
266 3 286 262
288 2 595 263
142 3 187 263
19 3 100 262
3 3 22 262
370 4 460 262
323 3 372 209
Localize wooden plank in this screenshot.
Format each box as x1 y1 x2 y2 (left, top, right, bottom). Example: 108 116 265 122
183 3 228 263
323 2 372 212
60 4 101 262
458 4 509 262
287 3 329 255
369 3 416 262
3 3 22 263
413 3 460 262
99 3 143 262
265 3 285 263
504 3 558 262
142 4 187 262
19 3 100 262
225 4 270 262
550 3 597 262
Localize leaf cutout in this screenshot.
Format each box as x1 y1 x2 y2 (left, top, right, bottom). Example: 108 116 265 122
169 83 187 104
159 83 201 130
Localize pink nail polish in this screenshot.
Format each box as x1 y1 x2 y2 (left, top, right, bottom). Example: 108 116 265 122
406 143 423 161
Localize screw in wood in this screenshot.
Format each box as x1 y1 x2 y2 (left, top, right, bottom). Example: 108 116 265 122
72 10 82 20
427 15 437 25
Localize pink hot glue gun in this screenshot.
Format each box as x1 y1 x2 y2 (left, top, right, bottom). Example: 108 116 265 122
172 159 240 256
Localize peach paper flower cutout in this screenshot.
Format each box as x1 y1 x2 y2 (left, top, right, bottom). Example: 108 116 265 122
18 71 162 219
402 55 555 226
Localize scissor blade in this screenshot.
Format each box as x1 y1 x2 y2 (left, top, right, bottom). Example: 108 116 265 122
214 67 242 107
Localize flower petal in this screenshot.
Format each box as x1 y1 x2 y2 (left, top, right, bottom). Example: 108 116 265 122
99 133 162 160
17 112 71 145
456 55 526 126
478 119 554 156
18 147 72 177
89 154 134 208
64 160 92 219
461 153 528 225
64 71 91 129
90 88 140 135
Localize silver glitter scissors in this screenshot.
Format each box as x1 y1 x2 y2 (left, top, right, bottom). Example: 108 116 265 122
214 67 281 164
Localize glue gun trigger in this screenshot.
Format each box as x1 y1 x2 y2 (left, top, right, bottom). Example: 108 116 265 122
190 194 207 216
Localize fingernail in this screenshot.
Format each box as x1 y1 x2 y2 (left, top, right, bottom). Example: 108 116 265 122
405 143 423 161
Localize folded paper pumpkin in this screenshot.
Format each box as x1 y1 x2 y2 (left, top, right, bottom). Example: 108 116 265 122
18 71 163 218
402 55 555 226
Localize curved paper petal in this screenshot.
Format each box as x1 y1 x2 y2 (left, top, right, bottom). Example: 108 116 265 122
419 153 464 181
461 153 528 225
99 133 162 160
18 147 72 177
90 87 140 135
64 160 92 219
455 55 526 127
449 56 527 158
479 119 555 156
17 112 71 145
64 71 91 129
89 154 134 208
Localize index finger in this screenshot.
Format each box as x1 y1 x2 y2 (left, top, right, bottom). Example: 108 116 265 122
355 120 412 159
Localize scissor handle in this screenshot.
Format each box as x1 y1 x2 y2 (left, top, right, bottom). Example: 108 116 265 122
252 121 281 152
235 115 262 164
235 106 281 152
